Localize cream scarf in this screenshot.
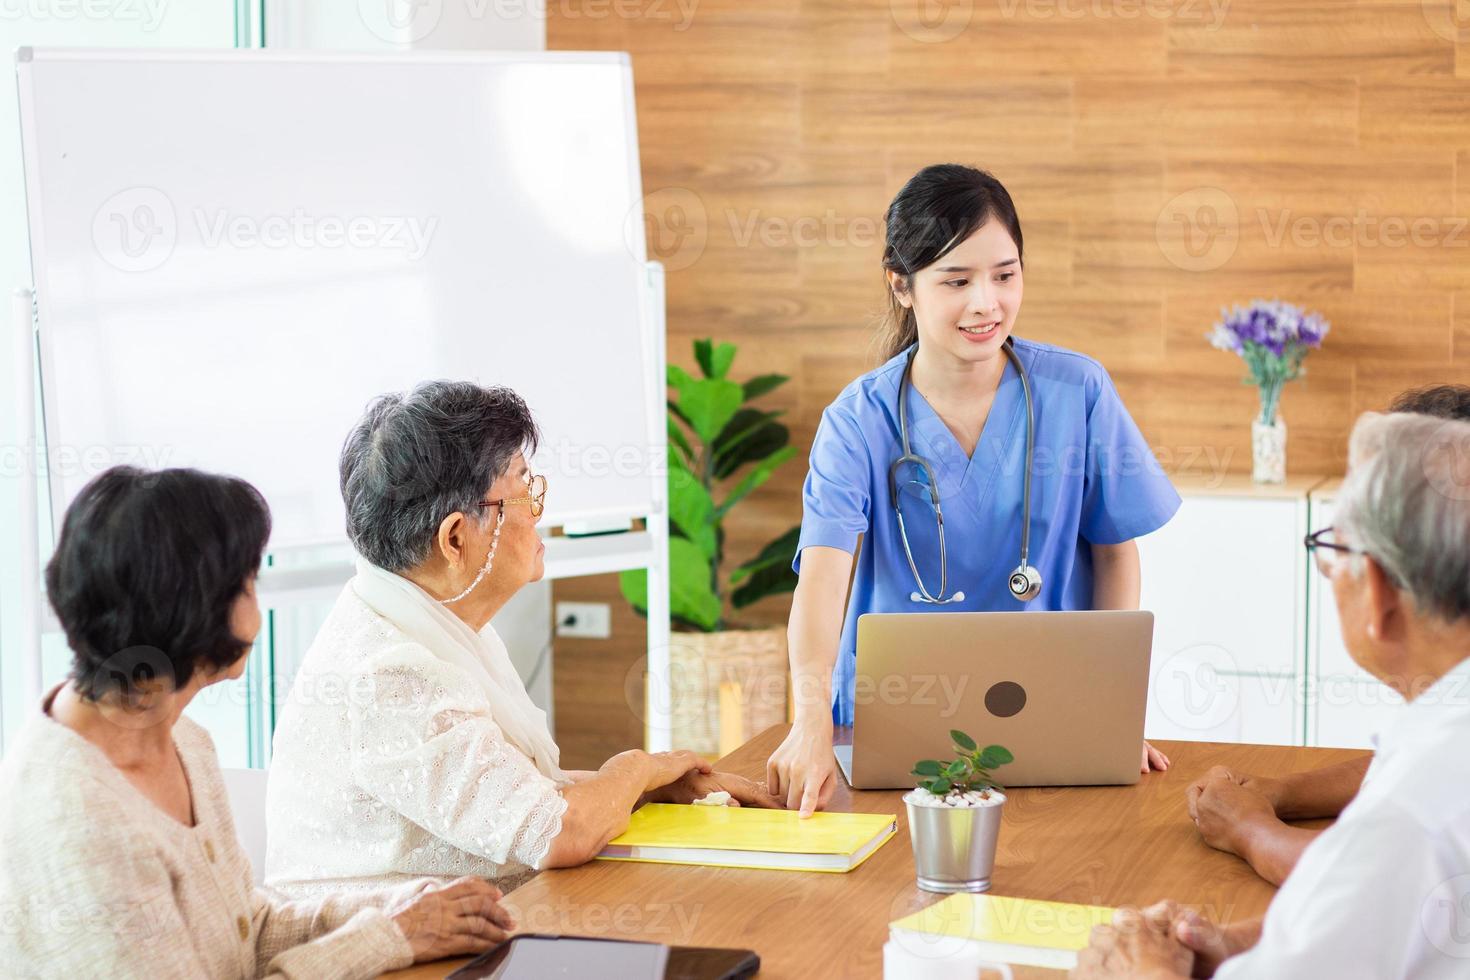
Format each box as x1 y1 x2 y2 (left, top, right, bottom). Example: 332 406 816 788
351 558 568 784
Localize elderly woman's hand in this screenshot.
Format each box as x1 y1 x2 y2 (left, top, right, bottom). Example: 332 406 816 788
390 876 516 963
650 769 786 808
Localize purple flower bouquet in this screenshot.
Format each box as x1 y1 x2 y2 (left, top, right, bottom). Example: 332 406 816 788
1206 299 1329 427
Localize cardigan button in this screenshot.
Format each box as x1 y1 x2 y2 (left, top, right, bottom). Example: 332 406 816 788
237 915 250 941
204 840 216 863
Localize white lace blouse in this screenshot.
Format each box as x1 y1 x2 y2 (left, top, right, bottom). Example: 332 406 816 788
264 586 568 899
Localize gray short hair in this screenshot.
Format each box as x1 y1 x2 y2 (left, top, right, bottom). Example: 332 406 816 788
1336 412 1470 623
340 381 540 572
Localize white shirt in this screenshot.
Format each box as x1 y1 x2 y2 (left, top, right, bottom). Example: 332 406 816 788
1217 655 1470 979
264 586 567 898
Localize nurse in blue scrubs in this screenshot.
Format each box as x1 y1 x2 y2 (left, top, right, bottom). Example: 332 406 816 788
767 164 1182 814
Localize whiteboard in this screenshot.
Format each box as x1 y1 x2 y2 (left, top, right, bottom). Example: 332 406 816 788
17 49 659 548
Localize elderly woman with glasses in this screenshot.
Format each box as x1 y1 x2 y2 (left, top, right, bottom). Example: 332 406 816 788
1072 409 1470 980
265 381 778 900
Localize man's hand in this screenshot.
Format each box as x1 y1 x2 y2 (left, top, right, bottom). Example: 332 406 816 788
1186 766 1278 857
1071 903 1193 979
648 769 785 808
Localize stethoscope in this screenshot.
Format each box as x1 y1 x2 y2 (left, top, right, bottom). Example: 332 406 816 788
888 337 1042 604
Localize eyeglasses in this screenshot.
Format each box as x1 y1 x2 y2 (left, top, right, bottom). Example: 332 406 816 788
1303 526 1367 576
478 473 548 518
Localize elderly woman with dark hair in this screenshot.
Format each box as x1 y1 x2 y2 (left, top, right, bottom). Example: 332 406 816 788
265 381 777 899
0 467 513 978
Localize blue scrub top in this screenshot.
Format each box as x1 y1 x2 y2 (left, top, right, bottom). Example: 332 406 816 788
793 339 1181 726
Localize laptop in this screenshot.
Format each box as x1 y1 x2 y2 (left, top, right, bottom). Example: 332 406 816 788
834 611 1154 789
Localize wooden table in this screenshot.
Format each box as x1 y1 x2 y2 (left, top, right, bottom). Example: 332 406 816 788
387 727 1368 979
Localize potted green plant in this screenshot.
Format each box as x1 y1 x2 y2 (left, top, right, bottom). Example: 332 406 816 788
906 730 1014 893
620 338 802 754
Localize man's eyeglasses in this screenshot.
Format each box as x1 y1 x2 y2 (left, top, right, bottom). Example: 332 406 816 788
478 473 548 518
1303 526 1367 576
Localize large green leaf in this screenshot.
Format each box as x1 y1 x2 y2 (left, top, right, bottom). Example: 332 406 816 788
618 536 722 631
667 417 695 465
693 338 737 379
730 558 799 609
668 470 716 559
619 567 649 613
742 373 788 400
715 445 796 520
669 536 721 630
712 408 783 454
693 339 714 378
667 445 700 497
667 364 697 393
676 378 743 444
714 420 789 481
729 525 801 586
709 343 736 379
667 398 693 433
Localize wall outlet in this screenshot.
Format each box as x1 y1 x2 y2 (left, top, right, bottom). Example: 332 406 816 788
555 601 612 639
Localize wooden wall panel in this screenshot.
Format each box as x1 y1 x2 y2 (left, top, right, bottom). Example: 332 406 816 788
544 0 1470 761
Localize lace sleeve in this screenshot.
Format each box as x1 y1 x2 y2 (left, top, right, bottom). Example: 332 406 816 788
347 645 568 871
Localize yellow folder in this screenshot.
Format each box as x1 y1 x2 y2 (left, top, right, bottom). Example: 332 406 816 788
596 803 897 873
889 893 1115 970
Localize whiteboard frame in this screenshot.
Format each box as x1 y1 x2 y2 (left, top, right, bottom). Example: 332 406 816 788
14 48 673 750
17 45 657 543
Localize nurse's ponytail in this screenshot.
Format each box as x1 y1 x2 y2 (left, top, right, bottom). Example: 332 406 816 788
880 165 1024 362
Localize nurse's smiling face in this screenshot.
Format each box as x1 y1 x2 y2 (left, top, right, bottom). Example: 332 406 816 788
888 219 1023 368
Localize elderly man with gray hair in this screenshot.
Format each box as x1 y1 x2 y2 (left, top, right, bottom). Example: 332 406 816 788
264 381 778 900
1073 409 1470 979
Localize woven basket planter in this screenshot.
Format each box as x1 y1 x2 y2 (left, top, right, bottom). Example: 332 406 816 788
668 626 789 757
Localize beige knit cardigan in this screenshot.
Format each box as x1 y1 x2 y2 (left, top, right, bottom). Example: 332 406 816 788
0 695 417 979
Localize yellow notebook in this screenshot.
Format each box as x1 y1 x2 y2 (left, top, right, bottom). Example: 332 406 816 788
597 803 897 873
888 893 1115 970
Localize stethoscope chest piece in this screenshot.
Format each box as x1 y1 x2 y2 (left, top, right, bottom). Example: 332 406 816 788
1008 564 1042 602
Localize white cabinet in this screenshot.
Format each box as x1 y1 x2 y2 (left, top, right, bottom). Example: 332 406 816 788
1305 484 1403 748
1137 476 1316 746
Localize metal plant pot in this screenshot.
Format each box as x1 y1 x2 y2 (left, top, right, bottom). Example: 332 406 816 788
905 793 1005 894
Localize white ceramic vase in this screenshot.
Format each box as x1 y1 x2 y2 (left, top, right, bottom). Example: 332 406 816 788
1252 417 1287 484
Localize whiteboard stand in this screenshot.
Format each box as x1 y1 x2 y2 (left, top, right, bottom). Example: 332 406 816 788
12 287 44 709
642 262 672 753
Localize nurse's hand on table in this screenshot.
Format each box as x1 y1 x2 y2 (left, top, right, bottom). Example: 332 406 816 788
1071 902 1193 980
1143 741 1171 773
389 876 516 962
649 770 785 808
767 720 838 818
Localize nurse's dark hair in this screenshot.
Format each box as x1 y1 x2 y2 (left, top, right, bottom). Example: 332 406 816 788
45 466 270 703
881 164 1024 362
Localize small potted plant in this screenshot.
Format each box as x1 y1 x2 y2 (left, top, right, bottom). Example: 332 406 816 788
1206 299 1329 484
905 730 1014 894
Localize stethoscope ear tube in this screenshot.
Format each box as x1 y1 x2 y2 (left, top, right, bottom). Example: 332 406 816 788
895 339 1041 604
